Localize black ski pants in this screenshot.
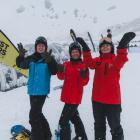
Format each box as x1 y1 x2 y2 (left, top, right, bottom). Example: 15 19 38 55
92 101 124 140
59 104 88 140
29 96 52 140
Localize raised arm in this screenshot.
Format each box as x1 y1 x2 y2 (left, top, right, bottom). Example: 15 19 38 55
76 37 97 69
114 32 136 70
16 43 30 69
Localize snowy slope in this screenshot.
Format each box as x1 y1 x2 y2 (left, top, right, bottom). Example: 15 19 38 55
0 53 140 140
0 0 140 44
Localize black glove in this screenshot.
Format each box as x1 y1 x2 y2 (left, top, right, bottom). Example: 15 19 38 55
57 64 64 73
76 37 90 51
41 49 52 63
80 69 88 78
17 43 27 56
117 32 136 49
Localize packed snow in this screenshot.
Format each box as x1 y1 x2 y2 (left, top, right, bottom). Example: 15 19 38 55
0 52 140 139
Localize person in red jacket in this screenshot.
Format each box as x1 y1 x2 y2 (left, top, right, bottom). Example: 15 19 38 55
76 32 135 140
57 42 89 140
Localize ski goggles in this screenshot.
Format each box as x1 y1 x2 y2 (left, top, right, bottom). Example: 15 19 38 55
100 37 112 44
99 37 113 47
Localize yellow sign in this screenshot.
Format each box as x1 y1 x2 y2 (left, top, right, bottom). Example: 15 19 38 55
0 30 28 76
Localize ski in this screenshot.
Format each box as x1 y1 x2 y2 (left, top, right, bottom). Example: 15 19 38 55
70 29 77 42
87 32 96 52
101 34 104 38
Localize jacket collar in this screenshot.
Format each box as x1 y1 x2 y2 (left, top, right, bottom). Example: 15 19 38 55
70 58 82 62
100 53 115 60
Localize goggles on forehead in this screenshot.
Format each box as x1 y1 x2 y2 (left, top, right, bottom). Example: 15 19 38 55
100 37 112 44
99 37 113 48
69 42 80 49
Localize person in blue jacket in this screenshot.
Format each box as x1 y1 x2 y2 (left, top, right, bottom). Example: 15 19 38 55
16 36 58 140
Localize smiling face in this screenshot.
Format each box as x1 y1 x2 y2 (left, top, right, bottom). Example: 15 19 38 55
71 49 81 59
100 44 112 54
36 43 46 53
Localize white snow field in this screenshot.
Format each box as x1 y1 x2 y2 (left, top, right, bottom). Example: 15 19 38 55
0 53 140 140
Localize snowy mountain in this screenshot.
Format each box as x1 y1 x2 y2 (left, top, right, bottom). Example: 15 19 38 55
101 17 140 41
0 0 140 44
24 42 69 63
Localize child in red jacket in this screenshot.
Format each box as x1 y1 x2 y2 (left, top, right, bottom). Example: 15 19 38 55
57 42 89 140
76 32 135 140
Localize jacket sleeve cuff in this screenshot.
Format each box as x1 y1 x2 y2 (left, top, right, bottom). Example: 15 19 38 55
83 50 91 56
117 48 127 54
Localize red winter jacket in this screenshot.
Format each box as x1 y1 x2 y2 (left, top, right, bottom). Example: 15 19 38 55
83 49 128 104
57 61 89 104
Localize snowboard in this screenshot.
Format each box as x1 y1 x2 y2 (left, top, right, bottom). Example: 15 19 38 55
0 30 28 77
10 125 31 140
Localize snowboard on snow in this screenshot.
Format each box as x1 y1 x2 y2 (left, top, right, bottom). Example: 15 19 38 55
10 125 31 140
0 30 28 77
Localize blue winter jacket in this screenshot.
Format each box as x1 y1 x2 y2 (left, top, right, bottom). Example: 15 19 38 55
27 59 51 95
16 53 57 96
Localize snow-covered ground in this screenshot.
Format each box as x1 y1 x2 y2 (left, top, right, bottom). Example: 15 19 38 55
0 52 140 140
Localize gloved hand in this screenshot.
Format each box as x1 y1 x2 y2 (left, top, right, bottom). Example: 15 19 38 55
41 49 52 63
17 43 27 56
57 64 64 73
117 32 136 49
76 37 90 51
80 68 88 78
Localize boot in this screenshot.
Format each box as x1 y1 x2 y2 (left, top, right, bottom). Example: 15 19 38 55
72 136 88 140
112 134 124 140
95 136 106 140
